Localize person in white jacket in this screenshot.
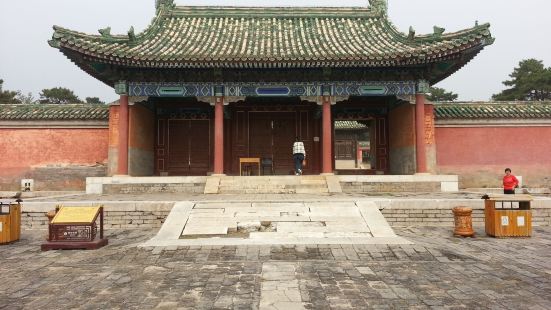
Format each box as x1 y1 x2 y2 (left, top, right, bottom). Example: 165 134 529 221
292 136 306 175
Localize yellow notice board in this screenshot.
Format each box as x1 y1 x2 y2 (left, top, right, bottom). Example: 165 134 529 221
51 206 101 224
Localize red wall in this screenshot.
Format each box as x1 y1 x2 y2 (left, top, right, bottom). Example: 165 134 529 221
436 126 551 188
388 104 416 174
0 128 108 190
107 104 155 176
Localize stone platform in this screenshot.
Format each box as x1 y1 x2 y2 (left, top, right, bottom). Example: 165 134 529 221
86 174 459 194
141 200 410 247
17 191 551 229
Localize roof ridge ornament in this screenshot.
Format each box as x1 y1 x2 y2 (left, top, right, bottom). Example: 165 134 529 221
408 26 416 40
368 0 388 16
98 27 112 39
128 26 136 42
433 26 445 38
156 0 175 10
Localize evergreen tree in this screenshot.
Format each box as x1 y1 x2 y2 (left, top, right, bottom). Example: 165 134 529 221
39 87 82 104
85 97 105 104
427 86 458 102
0 79 22 104
493 59 551 101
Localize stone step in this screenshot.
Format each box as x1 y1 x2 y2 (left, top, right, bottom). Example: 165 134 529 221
219 180 326 186
218 186 329 194
218 184 327 189
213 175 332 194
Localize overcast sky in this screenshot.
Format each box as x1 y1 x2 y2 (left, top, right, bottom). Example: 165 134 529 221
1 0 550 103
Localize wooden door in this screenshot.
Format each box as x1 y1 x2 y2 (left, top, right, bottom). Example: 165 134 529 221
248 113 273 159
335 140 355 160
168 120 191 173
247 112 296 174
229 105 317 175
189 120 211 174
166 119 211 175
375 117 388 171
272 113 296 174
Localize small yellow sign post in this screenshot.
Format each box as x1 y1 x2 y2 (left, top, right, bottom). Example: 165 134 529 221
51 206 101 224
42 205 108 251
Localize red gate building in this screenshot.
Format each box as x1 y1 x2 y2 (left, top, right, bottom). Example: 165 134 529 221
49 0 493 177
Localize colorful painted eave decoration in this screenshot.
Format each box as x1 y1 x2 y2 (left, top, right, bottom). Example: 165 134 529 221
128 81 418 97
49 1 494 70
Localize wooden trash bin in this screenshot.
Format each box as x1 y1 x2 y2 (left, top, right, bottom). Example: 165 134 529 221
0 202 21 244
483 194 532 237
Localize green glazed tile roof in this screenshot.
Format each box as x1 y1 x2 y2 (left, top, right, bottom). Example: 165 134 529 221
335 120 368 129
49 3 493 69
434 102 551 119
0 104 109 121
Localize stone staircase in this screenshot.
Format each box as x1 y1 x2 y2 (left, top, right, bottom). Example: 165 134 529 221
211 176 331 194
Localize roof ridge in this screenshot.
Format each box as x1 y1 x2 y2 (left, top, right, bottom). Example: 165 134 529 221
169 6 378 18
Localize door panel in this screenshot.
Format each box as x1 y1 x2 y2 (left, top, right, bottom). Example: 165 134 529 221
229 105 317 175
335 140 354 160
189 120 211 174
247 112 296 174
272 113 296 174
168 120 190 170
248 113 273 159
166 119 210 175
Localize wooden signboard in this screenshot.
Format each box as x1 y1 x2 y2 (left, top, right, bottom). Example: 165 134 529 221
51 206 101 224
41 205 108 251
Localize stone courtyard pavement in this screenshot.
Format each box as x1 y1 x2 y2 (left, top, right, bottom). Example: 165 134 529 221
1 226 551 310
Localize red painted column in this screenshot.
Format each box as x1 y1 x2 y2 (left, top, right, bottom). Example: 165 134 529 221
118 94 129 175
213 96 224 175
415 93 427 173
322 96 333 174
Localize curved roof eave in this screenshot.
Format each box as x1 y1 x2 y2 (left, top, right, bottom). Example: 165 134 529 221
49 2 494 84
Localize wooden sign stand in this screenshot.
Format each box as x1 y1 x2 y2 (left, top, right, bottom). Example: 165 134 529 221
41 206 108 251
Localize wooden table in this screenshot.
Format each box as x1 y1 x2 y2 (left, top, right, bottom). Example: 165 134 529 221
239 157 260 176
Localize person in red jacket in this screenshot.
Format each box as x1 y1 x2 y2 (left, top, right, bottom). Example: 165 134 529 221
503 168 519 194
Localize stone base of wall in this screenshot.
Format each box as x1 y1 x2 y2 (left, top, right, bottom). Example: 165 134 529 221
338 175 459 193
22 210 170 230
343 182 441 193
381 207 551 227
103 183 204 194
87 176 207 194
0 165 106 191
21 201 174 229
20 198 551 229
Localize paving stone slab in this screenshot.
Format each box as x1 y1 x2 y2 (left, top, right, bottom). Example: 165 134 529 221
182 225 230 236
5 224 551 309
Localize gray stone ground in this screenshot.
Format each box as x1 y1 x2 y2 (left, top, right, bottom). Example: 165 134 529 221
1 226 551 309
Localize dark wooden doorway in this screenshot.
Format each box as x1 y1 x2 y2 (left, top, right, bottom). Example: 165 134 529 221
229 99 317 175
163 119 211 175
248 112 296 174
335 140 355 160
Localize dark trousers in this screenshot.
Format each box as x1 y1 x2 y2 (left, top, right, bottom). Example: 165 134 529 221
504 189 515 194
293 153 305 174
